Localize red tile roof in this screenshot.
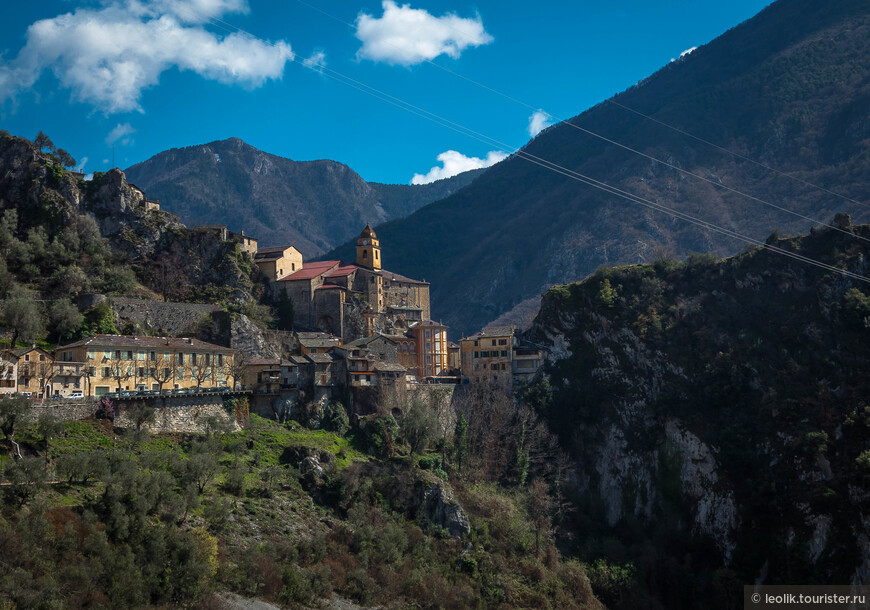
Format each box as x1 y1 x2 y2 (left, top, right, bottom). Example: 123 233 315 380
278 260 341 281
325 265 357 278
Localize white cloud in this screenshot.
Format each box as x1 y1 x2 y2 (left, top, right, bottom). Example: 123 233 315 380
411 149 506 185
0 0 293 114
102 158 110 165
528 109 555 138
76 156 89 173
356 1 493 66
106 122 136 146
302 49 327 74
671 46 697 62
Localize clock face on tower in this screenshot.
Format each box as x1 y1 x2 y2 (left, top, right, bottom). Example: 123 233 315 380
362 240 370 245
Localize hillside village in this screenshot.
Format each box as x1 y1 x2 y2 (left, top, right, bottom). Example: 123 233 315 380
0 199 545 418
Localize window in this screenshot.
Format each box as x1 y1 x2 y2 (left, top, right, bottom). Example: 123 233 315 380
24 355 29 362
362 250 368 258
104 350 112 359
102 367 110 378
474 351 479 358
88 350 95 360
137 367 145 377
291 263 295 271
177 368 185 381
217 354 223 366
501 363 506 370
491 339 496 346
426 355 431 364
126 366 133 376
205 354 210 366
127 351 133 360
425 330 431 339
163 368 170 378
190 353 197 364
115 350 121 360
310 348 318 354
498 339 507 346
501 350 508 358
375 251 379 259
149 351 156 361
491 363 498 370
164 352 171 361
473 340 478 347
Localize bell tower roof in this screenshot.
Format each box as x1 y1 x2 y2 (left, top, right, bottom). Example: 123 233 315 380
360 224 377 240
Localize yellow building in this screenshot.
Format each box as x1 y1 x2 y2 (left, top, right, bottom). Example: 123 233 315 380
254 245 303 281
55 335 235 396
12 347 54 397
0 350 19 395
459 326 516 387
410 320 448 378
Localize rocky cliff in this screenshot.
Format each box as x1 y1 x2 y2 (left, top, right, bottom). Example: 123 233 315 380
529 220 870 606
0 133 263 308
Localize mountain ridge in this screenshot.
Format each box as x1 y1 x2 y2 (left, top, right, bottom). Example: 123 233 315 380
125 138 484 257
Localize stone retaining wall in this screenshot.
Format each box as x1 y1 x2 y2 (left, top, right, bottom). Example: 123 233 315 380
112 297 221 336
23 394 244 435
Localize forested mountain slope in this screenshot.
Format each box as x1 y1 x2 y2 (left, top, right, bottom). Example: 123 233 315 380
325 0 870 336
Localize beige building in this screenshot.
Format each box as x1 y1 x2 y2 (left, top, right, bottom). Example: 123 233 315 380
459 325 544 387
12 347 54 397
0 350 18 395
460 326 516 387
254 245 303 281
55 335 235 396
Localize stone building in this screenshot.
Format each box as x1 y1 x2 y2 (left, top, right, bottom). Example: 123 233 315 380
261 226 431 342
196 225 259 256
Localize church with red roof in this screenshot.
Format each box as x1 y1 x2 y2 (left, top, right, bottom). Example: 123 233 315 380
254 226 431 342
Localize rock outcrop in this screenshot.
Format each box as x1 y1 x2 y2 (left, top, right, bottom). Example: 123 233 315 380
420 483 470 538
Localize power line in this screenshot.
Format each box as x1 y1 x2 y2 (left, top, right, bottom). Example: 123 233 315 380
179 4 870 285
293 0 870 242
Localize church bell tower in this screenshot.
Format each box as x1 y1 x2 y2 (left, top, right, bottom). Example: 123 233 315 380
355 224 381 270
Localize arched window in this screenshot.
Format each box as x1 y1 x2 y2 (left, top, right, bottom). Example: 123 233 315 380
410 343 416 353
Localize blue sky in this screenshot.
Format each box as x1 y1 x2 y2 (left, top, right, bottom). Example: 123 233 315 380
0 0 771 184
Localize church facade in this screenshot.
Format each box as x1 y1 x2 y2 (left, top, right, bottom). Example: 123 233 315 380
261 226 431 342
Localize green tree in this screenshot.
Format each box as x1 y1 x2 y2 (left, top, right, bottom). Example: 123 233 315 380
33 131 55 153
48 298 83 343
597 278 617 308
402 398 440 454
80 302 118 336
54 148 76 169
0 395 29 440
36 411 64 446
187 453 220 494
274 286 295 330
2 285 46 347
